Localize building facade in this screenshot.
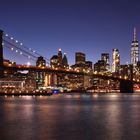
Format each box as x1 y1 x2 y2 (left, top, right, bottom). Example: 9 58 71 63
62 53 69 69
94 60 106 72
58 48 63 67
36 56 46 67
36 56 46 88
50 55 59 68
75 52 85 65
50 49 69 69
85 61 92 70
101 53 110 71
112 49 120 73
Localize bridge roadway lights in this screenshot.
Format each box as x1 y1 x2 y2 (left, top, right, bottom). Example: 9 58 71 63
120 80 133 93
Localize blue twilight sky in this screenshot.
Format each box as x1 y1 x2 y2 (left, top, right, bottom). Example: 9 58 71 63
0 0 140 65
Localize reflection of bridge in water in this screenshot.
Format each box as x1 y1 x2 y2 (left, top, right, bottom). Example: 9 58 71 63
0 29 140 93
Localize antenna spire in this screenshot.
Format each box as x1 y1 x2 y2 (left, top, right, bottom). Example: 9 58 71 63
134 27 137 41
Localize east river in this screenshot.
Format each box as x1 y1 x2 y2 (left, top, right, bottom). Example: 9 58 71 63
0 93 140 140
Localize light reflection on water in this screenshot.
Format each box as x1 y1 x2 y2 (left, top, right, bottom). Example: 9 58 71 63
0 93 140 140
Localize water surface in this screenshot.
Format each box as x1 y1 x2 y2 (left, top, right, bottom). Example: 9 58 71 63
0 93 140 140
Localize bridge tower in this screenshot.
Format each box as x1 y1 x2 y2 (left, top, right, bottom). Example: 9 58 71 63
0 29 4 78
120 65 133 93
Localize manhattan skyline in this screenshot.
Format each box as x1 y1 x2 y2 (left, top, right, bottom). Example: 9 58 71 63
1 0 140 65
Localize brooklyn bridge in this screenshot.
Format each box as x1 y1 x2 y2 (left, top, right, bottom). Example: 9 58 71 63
0 29 140 93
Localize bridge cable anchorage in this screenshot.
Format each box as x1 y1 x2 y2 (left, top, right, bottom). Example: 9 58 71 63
3 33 50 64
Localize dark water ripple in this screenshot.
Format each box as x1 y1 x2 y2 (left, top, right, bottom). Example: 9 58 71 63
0 93 140 140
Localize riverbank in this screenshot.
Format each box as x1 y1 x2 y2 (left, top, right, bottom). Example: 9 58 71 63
0 92 53 96
0 91 139 97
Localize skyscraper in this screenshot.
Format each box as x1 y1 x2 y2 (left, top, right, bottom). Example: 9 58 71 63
101 53 110 71
131 27 139 66
36 56 46 67
75 52 85 65
36 56 46 88
94 60 106 72
85 61 92 69
50 55 58 68
112 49 120 73
58 48 62 67
62 53 69 68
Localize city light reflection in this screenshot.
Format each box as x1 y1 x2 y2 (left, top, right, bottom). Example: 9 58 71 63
93 94 99 98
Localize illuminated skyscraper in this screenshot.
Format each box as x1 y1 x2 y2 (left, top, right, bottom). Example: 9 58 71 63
36 56 46 88
36 56 46 67
50 55 58 68
58 48 62 67
112 49 120 72
131 27 139 66
94 60 106 72
62 53 69 68
101 53 110 71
